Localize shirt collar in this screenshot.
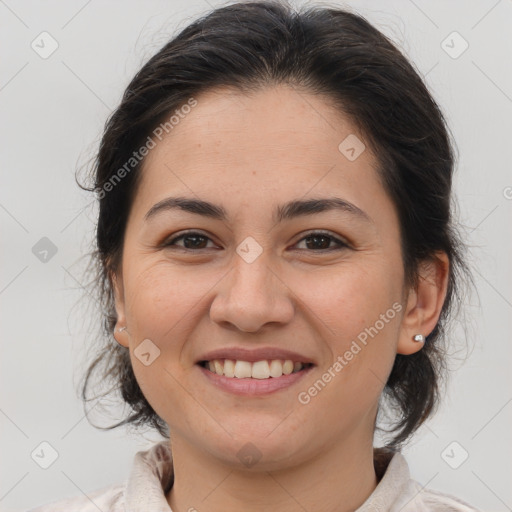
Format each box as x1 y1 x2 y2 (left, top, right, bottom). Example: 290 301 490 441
125 441 174 511
357 448 411 510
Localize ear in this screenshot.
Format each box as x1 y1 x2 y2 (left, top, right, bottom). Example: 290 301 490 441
111 269 130 348
397 252 449 355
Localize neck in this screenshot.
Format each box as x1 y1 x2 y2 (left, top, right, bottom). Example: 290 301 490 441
166 432 378 512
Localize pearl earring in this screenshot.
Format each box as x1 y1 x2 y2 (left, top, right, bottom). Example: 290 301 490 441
413 334 425 342
117 326 127 333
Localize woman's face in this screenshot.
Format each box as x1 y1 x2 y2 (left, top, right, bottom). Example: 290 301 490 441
113 85 413 468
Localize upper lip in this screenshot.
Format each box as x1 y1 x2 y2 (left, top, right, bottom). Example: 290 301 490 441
196 347 316 365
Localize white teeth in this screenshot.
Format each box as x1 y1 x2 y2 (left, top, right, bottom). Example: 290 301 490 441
234 360 252 378
282 360 294 375
203 359 307 379
214 360 223 376
269 359 283 378
251 360 270 379
223 359 235 378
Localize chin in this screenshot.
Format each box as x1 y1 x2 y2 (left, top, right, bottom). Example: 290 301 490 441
196 420 313 471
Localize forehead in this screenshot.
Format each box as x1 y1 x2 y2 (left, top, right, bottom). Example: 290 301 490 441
155 86 360 157
137 85 381 198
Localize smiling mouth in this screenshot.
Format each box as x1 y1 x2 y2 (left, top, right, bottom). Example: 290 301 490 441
198 359 314 379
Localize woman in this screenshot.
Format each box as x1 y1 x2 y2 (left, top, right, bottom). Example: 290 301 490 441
31 1 478 510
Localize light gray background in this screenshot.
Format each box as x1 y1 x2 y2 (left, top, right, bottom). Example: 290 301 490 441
1 0 511 510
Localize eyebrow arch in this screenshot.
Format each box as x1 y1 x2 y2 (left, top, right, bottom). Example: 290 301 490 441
144 196 372 224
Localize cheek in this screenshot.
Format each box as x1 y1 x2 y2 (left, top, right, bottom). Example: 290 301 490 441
121 262 205 429
296 260 402 341
294 260 403 402
123 261 212 343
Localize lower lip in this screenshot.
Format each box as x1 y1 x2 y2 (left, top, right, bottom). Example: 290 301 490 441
197 364 314 396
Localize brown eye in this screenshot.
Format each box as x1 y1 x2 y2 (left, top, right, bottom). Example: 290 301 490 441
295 231 349 251
163 232 216 250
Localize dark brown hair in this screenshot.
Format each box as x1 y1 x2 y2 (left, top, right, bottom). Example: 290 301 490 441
79 0 469 449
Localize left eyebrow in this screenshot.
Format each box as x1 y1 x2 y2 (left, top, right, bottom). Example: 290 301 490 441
144 196 373 224
276 197 372 224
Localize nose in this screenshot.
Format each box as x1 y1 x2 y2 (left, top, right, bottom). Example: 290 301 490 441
209 252 295 333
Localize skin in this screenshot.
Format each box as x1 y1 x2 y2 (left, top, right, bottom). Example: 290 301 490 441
113 84 449 512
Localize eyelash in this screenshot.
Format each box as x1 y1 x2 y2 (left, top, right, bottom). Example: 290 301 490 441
162 230 350 252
